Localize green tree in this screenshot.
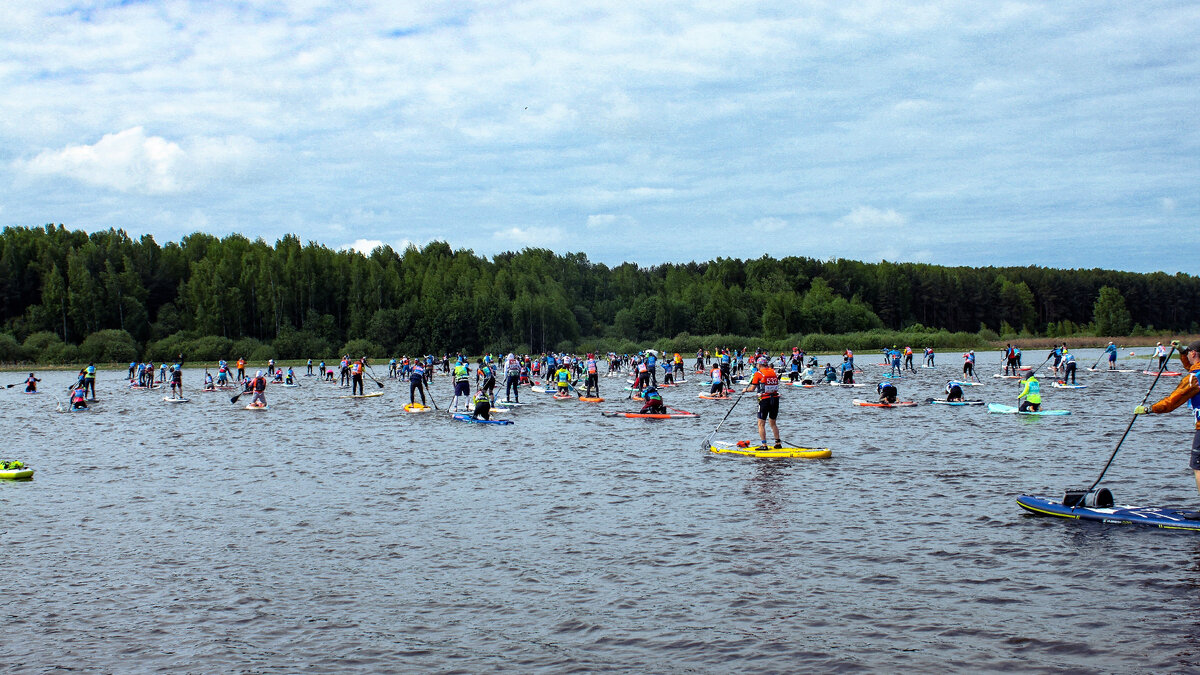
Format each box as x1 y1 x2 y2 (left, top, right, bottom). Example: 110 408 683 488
1093 286 1132 336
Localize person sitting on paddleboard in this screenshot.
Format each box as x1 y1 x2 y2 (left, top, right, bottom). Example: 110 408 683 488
945 381 964 402
1135 340 1200 496
250 371 268 408
877 381 898 404
70 384 88 409
744 358 782 450
203 370 215 391
841 357 855 384
471 388 492 421
1017 372 1041 412
24 373 39 393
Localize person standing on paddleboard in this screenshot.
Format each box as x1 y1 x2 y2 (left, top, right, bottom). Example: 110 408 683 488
1105 342 1119 370
744 358 782 450
841 357 855 384
1156 342 1169 370
1135 340 1200 494
1061 352 1078 384
583 353 600 397
1017 371 1041 412
962 350 976 379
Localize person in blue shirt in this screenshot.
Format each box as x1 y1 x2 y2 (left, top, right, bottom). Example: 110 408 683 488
1061 352 1078 384
889 347 902 377
877 381 898 404
840 357 855 384
1104 342 1119 370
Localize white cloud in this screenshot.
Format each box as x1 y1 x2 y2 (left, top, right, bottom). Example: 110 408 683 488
340 238 413 255
586 214 636 228
753 217 787 232
837 206 907 228
492 226 563 246
16 127 257 194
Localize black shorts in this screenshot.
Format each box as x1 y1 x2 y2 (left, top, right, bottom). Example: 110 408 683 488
1189 430 1200 471
757 396 779 420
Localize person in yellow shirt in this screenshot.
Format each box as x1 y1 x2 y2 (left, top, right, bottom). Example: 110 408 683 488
1017 373 1041 412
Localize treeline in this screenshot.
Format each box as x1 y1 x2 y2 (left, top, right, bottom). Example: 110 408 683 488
0 224 1195 363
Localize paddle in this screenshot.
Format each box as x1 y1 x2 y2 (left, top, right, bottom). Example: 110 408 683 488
425 382 439 411
1089 348 1108 371
363 363 385 388
1068 344 1178 507
700 389 748 451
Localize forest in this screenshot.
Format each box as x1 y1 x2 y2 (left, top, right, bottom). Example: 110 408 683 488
0 224 1195 364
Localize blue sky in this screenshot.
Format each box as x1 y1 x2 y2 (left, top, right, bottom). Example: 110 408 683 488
1 1 1196 273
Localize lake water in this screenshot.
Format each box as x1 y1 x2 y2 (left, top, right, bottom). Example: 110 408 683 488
3 349 1199 672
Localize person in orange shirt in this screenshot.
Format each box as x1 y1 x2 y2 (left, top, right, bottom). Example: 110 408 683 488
743 358 782 450
237 358 246 380
1135 339 1200 495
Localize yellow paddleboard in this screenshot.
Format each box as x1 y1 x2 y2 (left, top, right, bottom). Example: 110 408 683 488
709 441 831 459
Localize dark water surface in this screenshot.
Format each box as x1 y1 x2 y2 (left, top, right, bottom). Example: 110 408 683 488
3 350 1200 672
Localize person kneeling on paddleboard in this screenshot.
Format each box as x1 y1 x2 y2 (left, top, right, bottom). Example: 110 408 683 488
250 371 268 408
945 381 964 402
640 386 666 415
1135 340 1200 495
1017 372 1040 412
69 384 87 409
877 381 898 404
471 389 492 421
25 373 39 393
709 364 725 397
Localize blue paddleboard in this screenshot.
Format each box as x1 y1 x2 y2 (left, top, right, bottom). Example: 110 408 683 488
452 413 513 425
1017 495 1200 532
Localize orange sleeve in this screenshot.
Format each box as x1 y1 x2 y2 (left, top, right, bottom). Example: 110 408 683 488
1151 369 1200 414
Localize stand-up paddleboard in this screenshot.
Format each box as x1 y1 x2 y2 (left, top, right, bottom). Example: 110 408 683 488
451 413 512 425
280 383 300 388
949 380 983 387
338 392 384 399
552 393 574 400
698 393 731 400
852 399 917 408
1017 495 1200 531
21 390 40 395
404 402 432 413
788 382 816 388
987 403 1070 416
709 440 831 459
1143 370 1181 376
1052 382 1087 389
928 399 985 406
829 382 866 387
578 397 604 403
993 374 1022 379
531 386 550 393
881 373 902 379
245 403 268 410
601 411 699 419
163 396 190 403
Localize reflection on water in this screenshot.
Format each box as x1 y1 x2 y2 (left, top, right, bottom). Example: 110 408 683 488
2 350 1198 672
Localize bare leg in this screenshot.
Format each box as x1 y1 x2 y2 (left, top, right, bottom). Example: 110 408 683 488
1193 469 1200 496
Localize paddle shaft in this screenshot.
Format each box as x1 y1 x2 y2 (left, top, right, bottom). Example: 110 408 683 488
700 389 748 450
1087 346 1177 491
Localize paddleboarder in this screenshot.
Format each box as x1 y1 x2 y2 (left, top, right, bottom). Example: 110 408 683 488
1104 342 1119 370
1134 340 1200 494
249 370 268 408
877 381 898 404
743 358 782 450
962 350 976 379
639 385 667 415
1017 372 1041 412
1061 352 1078 384
24 373 39 393
945 381 964 402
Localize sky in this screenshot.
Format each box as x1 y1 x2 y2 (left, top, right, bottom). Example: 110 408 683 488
1 1 1196 273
